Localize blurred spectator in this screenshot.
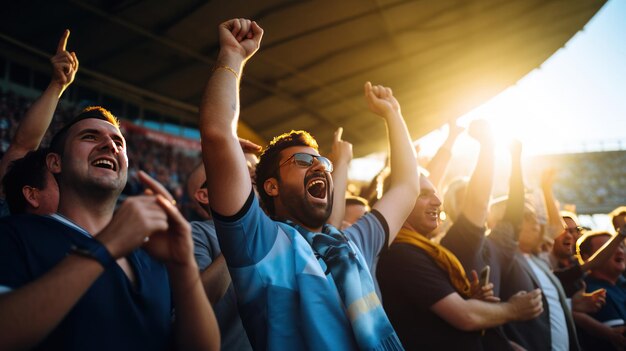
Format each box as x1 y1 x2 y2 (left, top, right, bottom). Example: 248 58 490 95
609 206 626 233
341 195 370 230
2 148 58 215
576 230 626 350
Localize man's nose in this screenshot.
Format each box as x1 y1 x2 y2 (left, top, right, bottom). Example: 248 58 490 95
433 194 442 207
100 137 120 154
310 156 327 172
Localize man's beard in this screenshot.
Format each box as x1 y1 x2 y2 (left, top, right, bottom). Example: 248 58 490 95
298 190 333 230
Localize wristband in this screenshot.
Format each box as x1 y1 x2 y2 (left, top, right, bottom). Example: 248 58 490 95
69 243 115 268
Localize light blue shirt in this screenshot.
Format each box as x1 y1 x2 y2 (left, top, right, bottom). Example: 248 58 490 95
213 194 387 350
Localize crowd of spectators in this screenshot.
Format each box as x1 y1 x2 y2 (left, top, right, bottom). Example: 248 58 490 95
1 18 625 351
4 88 624 220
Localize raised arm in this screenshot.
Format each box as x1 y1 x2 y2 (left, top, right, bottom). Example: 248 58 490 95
327 127 353 228
0 30 78 184
503 140 524 232
459 119 495 227
426 120 464 190
364 82 419 244
199 19 263 216
541 168 567 239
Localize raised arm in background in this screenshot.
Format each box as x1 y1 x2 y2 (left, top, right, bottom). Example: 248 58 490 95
459 120 495 227
0 29 78 184
502 140 525 235
199 19 263 216
327 127 353 228
541 168 567 240
426 119 464 190
364 82 419 244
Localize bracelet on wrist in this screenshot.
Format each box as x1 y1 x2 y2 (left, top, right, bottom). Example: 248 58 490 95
213 64 239 80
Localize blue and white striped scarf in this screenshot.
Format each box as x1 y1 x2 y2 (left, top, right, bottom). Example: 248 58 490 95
284 220 404 351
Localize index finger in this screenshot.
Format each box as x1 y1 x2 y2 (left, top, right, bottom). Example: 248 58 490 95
57 29 70 53
138 170 175 203
238 138 262 153
334 127 343 142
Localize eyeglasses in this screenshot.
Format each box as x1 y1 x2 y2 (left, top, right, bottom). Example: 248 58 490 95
278 153 333 172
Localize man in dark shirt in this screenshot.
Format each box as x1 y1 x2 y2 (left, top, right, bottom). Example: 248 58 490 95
378 172 543 350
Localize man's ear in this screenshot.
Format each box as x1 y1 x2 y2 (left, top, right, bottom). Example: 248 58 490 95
46 153 61 174
194 188 209 206
22 186 40 209
263 178 279 197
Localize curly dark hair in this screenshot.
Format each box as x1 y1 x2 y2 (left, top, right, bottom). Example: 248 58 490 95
255 130 318 215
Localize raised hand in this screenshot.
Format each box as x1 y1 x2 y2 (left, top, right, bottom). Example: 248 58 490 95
239 137 262 154
218 18 263 61
509 139 522 161
541 167 557 188
364 81 401 119
328 127 353 166
467 119 493 145
507 289 543 321
50 29 79 92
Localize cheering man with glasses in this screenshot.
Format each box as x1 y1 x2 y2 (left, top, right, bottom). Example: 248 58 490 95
199 18 418 351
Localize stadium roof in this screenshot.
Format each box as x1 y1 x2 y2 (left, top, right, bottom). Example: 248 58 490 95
0 0 607 156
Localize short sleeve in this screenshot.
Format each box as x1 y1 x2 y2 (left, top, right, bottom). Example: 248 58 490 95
378 243 456 308
191 221 218 271
212 190 279 268
343 210 388 269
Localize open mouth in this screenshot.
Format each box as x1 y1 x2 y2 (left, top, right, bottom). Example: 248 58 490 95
307 178 327 199
92 158 116 171
426 209 439 220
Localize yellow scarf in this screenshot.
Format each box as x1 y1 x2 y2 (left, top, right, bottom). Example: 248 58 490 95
395 228 472 298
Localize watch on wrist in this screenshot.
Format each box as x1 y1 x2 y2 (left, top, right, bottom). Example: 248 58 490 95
69 243 115 268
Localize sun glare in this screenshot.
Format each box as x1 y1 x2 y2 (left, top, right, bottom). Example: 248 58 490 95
456 72 575 157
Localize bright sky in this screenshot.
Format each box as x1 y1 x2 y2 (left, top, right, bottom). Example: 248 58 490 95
351 0 626 180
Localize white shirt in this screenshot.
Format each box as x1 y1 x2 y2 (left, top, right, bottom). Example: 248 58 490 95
526 255 569 351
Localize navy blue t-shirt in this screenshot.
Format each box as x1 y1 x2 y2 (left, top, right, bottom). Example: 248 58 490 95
0 214 173 351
